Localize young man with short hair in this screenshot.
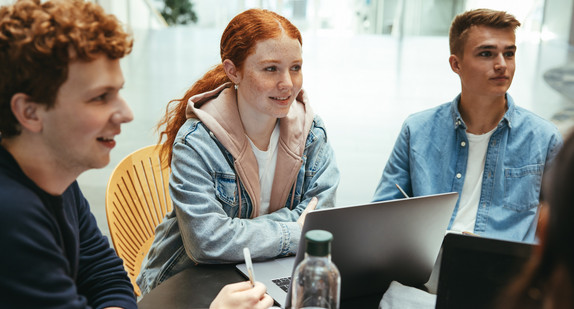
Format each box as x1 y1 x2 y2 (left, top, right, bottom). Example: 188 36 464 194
373 9 562 243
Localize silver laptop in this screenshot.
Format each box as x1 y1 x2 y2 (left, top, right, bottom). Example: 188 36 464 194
237 192 458 307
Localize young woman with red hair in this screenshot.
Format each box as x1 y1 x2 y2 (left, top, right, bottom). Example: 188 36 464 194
137 9 340 295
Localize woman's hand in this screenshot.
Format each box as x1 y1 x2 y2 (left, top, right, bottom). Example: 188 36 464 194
210 281 274 309
297 197 318 229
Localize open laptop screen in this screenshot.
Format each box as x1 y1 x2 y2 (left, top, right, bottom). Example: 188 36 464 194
239 192 459 308
285 192 459 307
435 233 534 309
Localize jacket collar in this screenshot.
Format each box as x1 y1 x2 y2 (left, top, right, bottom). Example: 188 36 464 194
450 93 515 131
186 82 314 216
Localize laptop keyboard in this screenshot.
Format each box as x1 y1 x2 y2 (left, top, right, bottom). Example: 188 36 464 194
272 276 292 292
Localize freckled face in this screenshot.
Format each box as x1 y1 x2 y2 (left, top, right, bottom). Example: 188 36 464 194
451 25 516 98
235 33 303 123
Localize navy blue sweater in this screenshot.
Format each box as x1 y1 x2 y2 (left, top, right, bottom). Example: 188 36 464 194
0 146 137 308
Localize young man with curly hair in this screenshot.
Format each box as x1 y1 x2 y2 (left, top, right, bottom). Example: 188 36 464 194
0 1 274 308
0 0 136 307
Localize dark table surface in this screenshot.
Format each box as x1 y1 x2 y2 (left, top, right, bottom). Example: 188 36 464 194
137 264 382 309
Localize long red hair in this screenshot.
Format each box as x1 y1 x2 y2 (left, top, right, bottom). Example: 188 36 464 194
157 9 302 165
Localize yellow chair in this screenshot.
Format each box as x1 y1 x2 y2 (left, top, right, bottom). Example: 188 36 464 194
105 145 173 296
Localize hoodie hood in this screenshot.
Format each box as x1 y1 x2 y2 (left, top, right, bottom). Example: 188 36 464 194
185 82 314 217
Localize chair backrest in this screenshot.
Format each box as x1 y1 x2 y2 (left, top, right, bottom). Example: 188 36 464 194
105 145 173 296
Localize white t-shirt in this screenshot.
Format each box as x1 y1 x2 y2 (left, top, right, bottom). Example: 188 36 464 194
248 122 280 215
450 128 495 233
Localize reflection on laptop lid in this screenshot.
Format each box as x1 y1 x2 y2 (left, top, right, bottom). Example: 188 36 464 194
435 233 534 309
238 192 458 308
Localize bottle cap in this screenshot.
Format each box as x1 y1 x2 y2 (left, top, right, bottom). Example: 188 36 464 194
305 229 332 257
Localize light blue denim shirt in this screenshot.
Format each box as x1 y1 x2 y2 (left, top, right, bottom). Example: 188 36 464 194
373 94 562 243
137 115 340 294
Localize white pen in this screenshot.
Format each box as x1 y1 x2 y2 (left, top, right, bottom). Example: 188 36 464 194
243 247 256 287
395 183 409 198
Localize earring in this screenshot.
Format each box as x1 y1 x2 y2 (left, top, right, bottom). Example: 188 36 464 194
234 84 238 90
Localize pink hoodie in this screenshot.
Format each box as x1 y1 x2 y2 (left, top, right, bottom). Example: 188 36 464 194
185 82 314 217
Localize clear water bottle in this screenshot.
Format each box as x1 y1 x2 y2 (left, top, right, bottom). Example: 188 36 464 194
292 230 341 309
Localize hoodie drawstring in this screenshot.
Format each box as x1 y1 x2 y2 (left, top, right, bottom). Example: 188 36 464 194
289 182 296 210
235 173 243 218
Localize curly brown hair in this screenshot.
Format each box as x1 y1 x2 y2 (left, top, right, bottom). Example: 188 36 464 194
0 0 133 138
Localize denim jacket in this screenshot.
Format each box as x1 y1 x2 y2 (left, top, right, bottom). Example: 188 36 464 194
137 84 340 294
373 94 562 243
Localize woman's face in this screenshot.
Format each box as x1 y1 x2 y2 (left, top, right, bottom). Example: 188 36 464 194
234 33 303 123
